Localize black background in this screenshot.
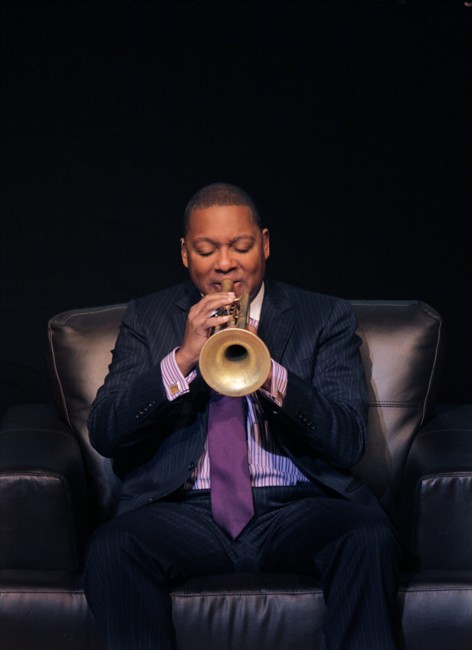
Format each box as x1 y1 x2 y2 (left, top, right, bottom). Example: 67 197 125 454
1 0 470 414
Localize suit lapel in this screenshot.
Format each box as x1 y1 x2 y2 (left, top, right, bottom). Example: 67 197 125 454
258 279 295 364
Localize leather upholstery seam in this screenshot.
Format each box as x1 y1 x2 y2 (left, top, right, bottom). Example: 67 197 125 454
368 402 422 408
419 471 472 480
173 590 320 597
51 305 126 326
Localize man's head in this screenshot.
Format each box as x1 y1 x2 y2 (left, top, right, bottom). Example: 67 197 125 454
181 183 270 300
182 183 262 236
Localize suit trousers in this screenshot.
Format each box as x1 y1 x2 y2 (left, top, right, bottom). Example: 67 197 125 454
84 484 400 650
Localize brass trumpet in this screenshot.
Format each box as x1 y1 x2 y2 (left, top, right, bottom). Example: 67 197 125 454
199 279 271 397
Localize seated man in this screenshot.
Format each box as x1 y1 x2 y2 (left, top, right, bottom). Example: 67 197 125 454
84 182 400 650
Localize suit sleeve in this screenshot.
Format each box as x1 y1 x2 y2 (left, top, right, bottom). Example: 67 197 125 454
263 298 368 469
88 300 189 458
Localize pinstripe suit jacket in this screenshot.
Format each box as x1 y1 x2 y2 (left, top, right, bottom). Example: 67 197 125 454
88 278 382 515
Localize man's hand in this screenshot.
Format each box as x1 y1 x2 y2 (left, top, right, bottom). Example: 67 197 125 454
175 290 235 376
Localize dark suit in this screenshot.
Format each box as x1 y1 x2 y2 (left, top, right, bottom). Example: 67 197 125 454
85 278 399 650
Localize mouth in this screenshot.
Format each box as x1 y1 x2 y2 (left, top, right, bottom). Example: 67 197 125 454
212 279 242 292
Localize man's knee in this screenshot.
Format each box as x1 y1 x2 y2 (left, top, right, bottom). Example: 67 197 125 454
84 519 134 584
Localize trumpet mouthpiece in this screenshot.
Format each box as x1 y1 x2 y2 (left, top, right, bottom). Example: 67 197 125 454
220 278 234 293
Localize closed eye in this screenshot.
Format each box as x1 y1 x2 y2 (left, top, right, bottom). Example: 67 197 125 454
232 237 255 253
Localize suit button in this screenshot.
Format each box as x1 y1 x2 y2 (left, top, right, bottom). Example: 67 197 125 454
188 462 195 472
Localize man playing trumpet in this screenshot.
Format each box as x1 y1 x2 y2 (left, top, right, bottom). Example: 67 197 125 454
84 183 400 649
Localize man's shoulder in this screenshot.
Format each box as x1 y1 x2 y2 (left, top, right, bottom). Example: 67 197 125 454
127 282 195 318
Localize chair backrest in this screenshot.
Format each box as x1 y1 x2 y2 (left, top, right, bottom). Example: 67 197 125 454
48 304 127 521
47 299 444 521
350 301 444 513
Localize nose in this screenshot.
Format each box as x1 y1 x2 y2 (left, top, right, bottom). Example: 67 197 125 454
215 246 236 272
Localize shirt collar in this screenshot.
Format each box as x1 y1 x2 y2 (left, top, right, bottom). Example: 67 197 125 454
249 282 264 322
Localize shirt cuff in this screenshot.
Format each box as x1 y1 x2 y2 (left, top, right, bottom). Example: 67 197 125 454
160 348 197 401
260 359 287 407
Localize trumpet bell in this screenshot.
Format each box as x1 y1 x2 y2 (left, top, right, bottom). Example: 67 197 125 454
199 327 271 397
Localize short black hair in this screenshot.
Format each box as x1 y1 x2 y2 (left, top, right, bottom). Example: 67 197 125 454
183 183 262 235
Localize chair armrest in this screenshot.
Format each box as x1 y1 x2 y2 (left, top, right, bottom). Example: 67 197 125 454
401 405 472 570
0 404 89 571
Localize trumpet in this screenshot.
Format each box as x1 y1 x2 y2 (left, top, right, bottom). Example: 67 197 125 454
199 279 271 397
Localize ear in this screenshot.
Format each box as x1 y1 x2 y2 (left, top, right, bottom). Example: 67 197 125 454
262 228 270 260
180 238 189 268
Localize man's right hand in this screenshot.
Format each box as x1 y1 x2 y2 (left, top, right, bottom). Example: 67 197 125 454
175 290 235 377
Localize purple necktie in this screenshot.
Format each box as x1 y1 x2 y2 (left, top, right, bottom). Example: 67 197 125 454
207 391 254 538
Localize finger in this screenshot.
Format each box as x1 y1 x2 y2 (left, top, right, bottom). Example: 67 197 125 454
199 291 236 312
206 314 230 328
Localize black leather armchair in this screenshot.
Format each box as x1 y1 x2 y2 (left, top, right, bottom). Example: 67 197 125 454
1 300 471 649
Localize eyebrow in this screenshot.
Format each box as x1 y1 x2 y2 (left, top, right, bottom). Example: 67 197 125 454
192 235 256 246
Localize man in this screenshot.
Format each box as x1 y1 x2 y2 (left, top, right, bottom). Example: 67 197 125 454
84 183 400 649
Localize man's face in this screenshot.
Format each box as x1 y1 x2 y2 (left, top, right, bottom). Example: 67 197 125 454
181 204 270 300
